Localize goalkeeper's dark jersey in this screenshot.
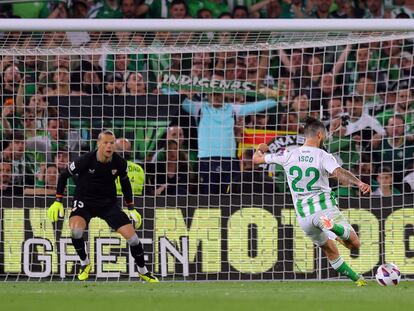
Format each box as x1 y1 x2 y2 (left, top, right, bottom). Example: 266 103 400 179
56 150 133 205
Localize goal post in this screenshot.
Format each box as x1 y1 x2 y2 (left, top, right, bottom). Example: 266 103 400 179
0 19 414 281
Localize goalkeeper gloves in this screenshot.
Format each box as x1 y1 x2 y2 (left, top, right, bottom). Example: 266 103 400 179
47 199 64 222
126 203 142 229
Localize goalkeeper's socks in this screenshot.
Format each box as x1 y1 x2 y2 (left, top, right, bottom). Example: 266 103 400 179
331 224 351 241
72 237 88 262
329 256 359 282
138 266 148 275
127 235 148 274
80 258 90 266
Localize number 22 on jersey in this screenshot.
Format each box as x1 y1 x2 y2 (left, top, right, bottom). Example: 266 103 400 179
289 166 320 192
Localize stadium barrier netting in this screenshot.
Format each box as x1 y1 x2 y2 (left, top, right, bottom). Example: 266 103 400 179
1 19 414 281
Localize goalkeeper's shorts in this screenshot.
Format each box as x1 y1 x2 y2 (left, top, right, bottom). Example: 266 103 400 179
297 207 355 247
70 200 131 231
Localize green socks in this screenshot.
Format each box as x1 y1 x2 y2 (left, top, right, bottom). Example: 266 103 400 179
329 256 359 281
331 224 351 240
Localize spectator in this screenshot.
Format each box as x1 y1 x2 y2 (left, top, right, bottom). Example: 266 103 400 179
1 101 19 140
149 32 173 84
24 164 58 196
391 0 414 18
286 112 300 133
372 166 401 196
169 0 188 18
373 115 414 191
228 148 274 194
357 154 374 186
104 72 125 94
304 45 351 97
328 117 360 171
107 53 131 79
246 112 269 130
48 2 69 19
47 67 71 96
364 0 385 18
125 72 146 95
232 5 249 18
71 61 104 95
23 95 51 130
291 94 312 122
302 53 324 90
354 73 383 115
0 132 26 186
91 0 123 18
182 90 277 194
275 75 296 109
331 0 354 18
310 72 343 109
25 117 66 166
398 51 414 85
378 40 403 90
194 51 213 72
309 0 336 18
244 50 270 87
71 0 90 18
0 161 19 196
55 148 69 173
53 148 76 195
278 48 304 79
403 162 414 192
151 126 197 169
217 56 246 81
277 0 310 18
345 44 379 94
17 53 39 96
197 8 213 18
114 138 145 196
2 63 22 99
256 0 283 18
218 12 233 18
147 139 195 196
343 94 385 143
322 97 344 126
121 0 138 18
376 84 414 132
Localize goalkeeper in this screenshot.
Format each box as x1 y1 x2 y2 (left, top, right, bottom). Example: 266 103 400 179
47 130 158 282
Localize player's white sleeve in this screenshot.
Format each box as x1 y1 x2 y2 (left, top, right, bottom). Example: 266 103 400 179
321 152 341 174
264 152 286 165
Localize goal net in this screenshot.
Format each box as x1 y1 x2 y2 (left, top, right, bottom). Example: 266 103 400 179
1 20 414 281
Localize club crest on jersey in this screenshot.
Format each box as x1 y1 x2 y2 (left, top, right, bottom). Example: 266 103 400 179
112 169 117 175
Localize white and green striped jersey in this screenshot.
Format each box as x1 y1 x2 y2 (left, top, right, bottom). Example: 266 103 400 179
265 146 340 218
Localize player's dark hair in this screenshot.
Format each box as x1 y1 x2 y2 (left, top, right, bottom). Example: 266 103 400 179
98 129 115 140
303 116 325 138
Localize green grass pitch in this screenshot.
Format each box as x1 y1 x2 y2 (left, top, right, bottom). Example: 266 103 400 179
1 281 413 311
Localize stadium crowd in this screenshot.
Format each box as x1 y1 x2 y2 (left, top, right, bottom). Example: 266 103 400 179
0 0 414 198
1 0 414 20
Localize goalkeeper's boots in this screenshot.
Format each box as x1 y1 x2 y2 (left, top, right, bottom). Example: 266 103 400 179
139 272 159 283
78 264 92 281
355 276 367 287
316 215 334 231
